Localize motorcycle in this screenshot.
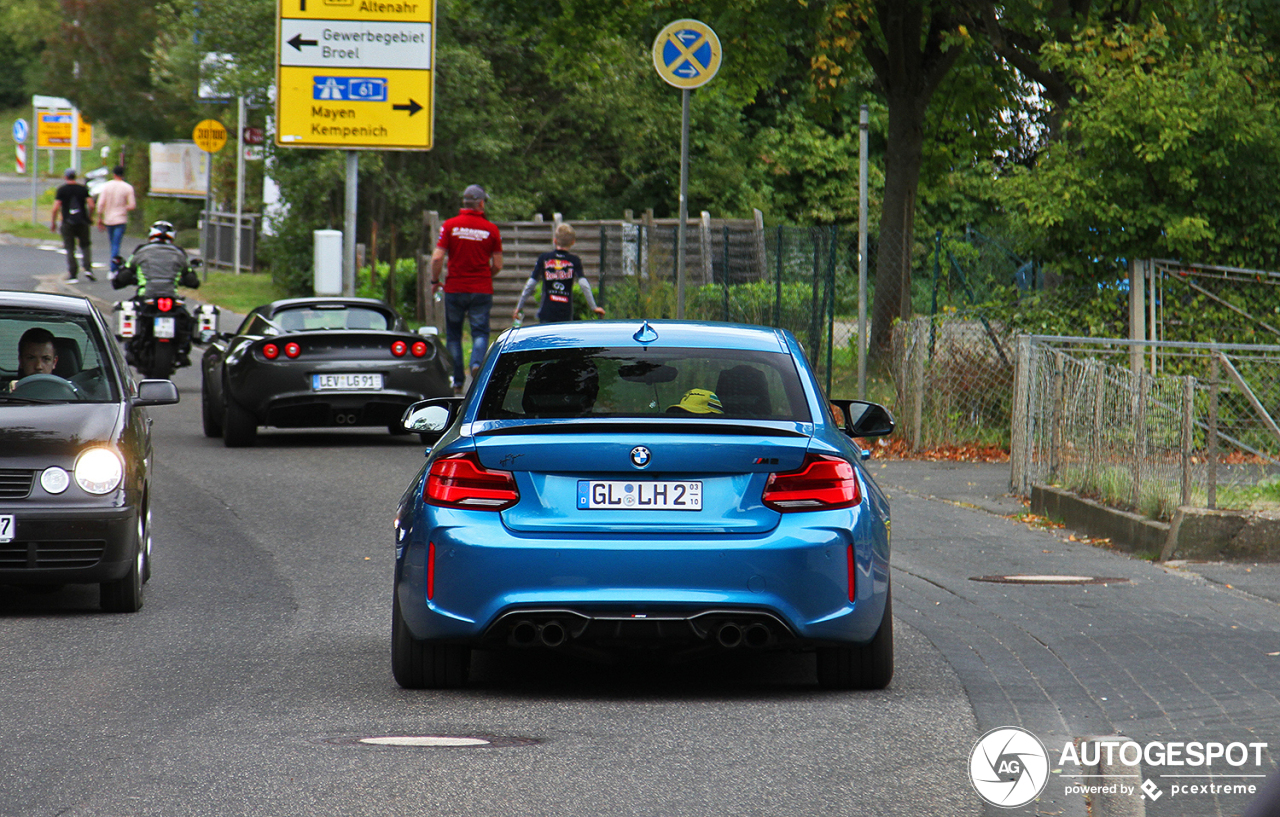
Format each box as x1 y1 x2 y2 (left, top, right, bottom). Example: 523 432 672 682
111 258 218 379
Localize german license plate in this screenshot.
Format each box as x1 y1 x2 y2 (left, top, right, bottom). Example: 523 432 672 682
577 481 702 510
312 373 384 390
154 316 176 339
0 515 13 544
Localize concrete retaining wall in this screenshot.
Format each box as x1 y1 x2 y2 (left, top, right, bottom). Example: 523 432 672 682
1031 484 1280 561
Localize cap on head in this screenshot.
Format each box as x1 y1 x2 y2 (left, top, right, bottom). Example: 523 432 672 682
462 184 488 205
63 168 76 180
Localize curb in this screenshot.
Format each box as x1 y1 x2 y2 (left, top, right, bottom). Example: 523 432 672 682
1031 484 1280 561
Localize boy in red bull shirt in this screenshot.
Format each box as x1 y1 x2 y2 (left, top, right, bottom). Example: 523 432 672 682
512 223 605 325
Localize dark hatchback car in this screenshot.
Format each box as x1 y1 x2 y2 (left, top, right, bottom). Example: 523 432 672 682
200 298 453 447
0 291 179 612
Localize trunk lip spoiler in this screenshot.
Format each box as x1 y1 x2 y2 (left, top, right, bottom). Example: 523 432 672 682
474 420 812 438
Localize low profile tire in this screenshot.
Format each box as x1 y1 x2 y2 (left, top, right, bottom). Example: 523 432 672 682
392 590 470 689
223 398 257 448
202 381 223 438
100 514 146 613
817 592 893 690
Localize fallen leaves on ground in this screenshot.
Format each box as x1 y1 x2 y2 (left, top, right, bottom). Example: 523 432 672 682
867 437 1010 462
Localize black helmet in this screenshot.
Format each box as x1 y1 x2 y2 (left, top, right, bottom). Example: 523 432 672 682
148 221 175 242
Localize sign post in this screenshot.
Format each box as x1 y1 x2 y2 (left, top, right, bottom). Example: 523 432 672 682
194 120 227 273
652 20 721 320
276 0 438 296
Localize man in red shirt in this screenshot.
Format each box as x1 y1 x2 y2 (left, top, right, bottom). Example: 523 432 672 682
430 184 503 393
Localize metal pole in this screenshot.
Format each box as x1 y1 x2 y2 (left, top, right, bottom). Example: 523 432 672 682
31 109 38 226
857 104 869 399
234 96 246 275
70 107 79 176
676 89 690 320
344 150 358 297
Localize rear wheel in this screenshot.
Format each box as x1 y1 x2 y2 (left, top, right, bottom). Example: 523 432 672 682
100 512 146 613
392 589 470 689
202 378 223 438
223 398 257 447
146 342 175 379
816 592 893 690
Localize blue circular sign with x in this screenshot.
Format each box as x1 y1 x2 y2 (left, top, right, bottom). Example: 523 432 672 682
652 20 722 90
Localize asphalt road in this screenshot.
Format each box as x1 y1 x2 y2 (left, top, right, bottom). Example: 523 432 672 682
0 172 57 203
0 242 983 817
3 240 1279 817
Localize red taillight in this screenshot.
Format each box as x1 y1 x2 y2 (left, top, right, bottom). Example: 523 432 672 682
424 453 519 510
262 343 280 360
284 342 301 358
427 541 436 600
411 341 428 357
391 340 408 357
761 453 860 512
157 297 173 313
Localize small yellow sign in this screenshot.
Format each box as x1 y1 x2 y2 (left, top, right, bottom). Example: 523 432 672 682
35 112 93 149
652 20 722 90
193 119 228 153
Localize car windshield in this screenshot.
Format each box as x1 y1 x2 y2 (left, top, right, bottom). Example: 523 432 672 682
0 308 118 403
476 347 811 421
271 305 390 332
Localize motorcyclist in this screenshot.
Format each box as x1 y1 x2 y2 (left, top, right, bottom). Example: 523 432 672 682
112 221 202 366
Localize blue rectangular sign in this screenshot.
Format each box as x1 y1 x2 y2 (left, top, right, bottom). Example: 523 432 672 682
312 76 388 102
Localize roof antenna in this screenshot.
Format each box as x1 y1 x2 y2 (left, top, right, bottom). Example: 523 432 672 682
633 320 658 344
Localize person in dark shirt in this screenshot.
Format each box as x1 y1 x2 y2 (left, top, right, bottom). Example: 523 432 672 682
512 224 605 325
51 168 95 283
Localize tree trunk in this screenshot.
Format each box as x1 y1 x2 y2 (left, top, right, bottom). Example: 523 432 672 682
870 89 926 360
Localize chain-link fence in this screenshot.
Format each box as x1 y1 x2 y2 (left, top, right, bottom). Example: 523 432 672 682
1012 335 1280 519
595 223 870 390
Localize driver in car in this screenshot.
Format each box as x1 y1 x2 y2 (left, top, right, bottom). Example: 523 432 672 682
8 327 59 391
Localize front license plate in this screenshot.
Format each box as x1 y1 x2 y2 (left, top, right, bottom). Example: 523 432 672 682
312 373 384 391
577 481 702 510
154 316 176 339
0 515 13 543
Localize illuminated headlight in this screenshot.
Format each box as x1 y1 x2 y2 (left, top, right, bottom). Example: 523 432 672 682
74 448 124 495
41 467 70 494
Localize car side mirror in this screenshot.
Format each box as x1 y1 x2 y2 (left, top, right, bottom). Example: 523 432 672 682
135 379 180 406
401 396 463 439
830 399 895 438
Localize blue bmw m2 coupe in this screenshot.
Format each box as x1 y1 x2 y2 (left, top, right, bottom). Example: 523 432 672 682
393 321 895 689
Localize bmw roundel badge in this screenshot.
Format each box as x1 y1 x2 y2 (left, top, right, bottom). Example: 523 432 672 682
630 446 651 468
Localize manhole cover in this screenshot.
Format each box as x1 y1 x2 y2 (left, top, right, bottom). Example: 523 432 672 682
970 575 1130 585
325 734 541 749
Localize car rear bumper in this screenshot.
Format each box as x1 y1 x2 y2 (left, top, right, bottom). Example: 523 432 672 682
0 506 138 584
395 508 889 650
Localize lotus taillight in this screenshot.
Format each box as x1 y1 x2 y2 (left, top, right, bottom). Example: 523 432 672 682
424 453 519 510
411 341 428 357
284 342 301 358
262 343 280 360
157 297 173 312
762 453 860 512
391 340 408 357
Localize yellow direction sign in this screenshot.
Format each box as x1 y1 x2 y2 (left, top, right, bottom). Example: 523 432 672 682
275 0 436 150
193 120 228 153
35 112 93 149
652 20 721 90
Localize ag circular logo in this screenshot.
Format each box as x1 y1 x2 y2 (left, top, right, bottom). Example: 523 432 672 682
968 726 1050 808
630 446 651 468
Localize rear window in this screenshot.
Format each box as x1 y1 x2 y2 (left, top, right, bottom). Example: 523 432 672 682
270 306 391 332
477 347 810 422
